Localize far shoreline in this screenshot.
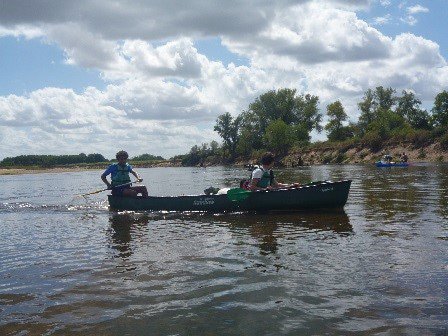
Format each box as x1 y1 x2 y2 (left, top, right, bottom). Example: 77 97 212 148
1 140 447 176
0 167 101 176
0 163 170 176
0 160 444 176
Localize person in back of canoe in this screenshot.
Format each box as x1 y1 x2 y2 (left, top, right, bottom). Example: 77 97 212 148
248 152 299 191
101 150 148 197
401 152 408 163
381 154 393 164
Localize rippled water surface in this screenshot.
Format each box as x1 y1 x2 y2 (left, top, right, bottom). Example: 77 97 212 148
0 165 447 335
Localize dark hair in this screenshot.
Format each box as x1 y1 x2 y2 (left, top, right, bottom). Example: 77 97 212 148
116 150 129 159
261 152 275 165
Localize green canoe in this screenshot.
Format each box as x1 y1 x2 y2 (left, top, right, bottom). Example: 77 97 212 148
107 180 351 212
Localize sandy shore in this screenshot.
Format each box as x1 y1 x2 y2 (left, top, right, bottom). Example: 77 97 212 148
0 167 101 176
0 162 177 175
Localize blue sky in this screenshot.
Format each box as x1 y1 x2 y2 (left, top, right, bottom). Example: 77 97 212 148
0 37 105 96
0 0 447 159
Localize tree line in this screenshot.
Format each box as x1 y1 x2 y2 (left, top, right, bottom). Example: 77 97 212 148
180 87 448 164
0 153 165 167
2 88 447 167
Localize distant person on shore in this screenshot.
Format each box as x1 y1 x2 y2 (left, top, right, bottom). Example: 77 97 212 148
401 152 408 163
247 152 299 191
101 150 148 197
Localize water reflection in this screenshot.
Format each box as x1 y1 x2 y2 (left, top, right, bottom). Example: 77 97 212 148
108 213 152 260
108 211 352 257
360 168 424 223
222 211 352 255
436 164 448 220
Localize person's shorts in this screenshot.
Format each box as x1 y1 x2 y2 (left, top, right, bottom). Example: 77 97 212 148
111 185 130 196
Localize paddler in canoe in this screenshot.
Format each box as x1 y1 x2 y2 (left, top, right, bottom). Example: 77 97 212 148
101 150 148 197
242 152 300 191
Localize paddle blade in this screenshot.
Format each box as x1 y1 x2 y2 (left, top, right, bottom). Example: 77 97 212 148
76 188 108 197
227 188 251 202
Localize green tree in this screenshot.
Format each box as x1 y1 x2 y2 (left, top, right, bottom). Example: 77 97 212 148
396 90 431 130
213 112 241 159
358 86 397 135
181 145 201 166
432 90 448 127
294 94 323 133
236 128 258 156
325 101 349 141
238 110 264 151
209 140 220 155
263 119 294 154
367 109 405 138
244 89 322 141
247 89 297 133
290 124 311 144
357 89 375 135
132 153 165 161
375 86 396 111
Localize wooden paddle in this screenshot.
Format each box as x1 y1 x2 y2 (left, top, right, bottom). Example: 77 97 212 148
76 180 140 197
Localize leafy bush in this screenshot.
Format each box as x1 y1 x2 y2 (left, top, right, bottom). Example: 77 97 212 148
362 131 384 152
322 155 332 164
334 153 347 164
407 130 433 148
132 153 165 161
417 148 426 159
440 133 448 151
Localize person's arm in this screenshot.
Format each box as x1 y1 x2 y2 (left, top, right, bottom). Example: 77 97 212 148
130 169 143 182
271 179 300 189
271 179 286 189
249 178 266 191
101 167 112 189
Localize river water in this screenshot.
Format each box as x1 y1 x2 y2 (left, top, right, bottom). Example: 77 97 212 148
0 165 447 335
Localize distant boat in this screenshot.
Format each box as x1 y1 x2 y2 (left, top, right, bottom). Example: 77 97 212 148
376 161 409 167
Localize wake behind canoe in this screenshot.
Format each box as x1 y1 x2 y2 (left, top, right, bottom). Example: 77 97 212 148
108 180 351 212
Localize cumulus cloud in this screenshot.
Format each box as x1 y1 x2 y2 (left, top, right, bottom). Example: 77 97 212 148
407 4 429 14
398 4 429 26
0 0 447 158
400 15 418 26
0 86 219 158
374 14 392 25
223 3 391 65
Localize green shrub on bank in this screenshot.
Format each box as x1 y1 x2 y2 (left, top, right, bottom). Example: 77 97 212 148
440 133 448 151
362 131 383 152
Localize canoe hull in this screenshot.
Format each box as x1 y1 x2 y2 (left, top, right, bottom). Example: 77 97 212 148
108 180 351 212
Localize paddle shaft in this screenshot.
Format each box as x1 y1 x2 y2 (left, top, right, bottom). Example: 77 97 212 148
78 180 140 197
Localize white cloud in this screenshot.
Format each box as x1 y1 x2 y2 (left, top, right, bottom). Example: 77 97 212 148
0 86 219 159
380 0 391 6
224 3 391 64
374 14 392 25
407 4 429 14
399 4 429 26
400 15 418 26
0 25 44 39
0 0 447 158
